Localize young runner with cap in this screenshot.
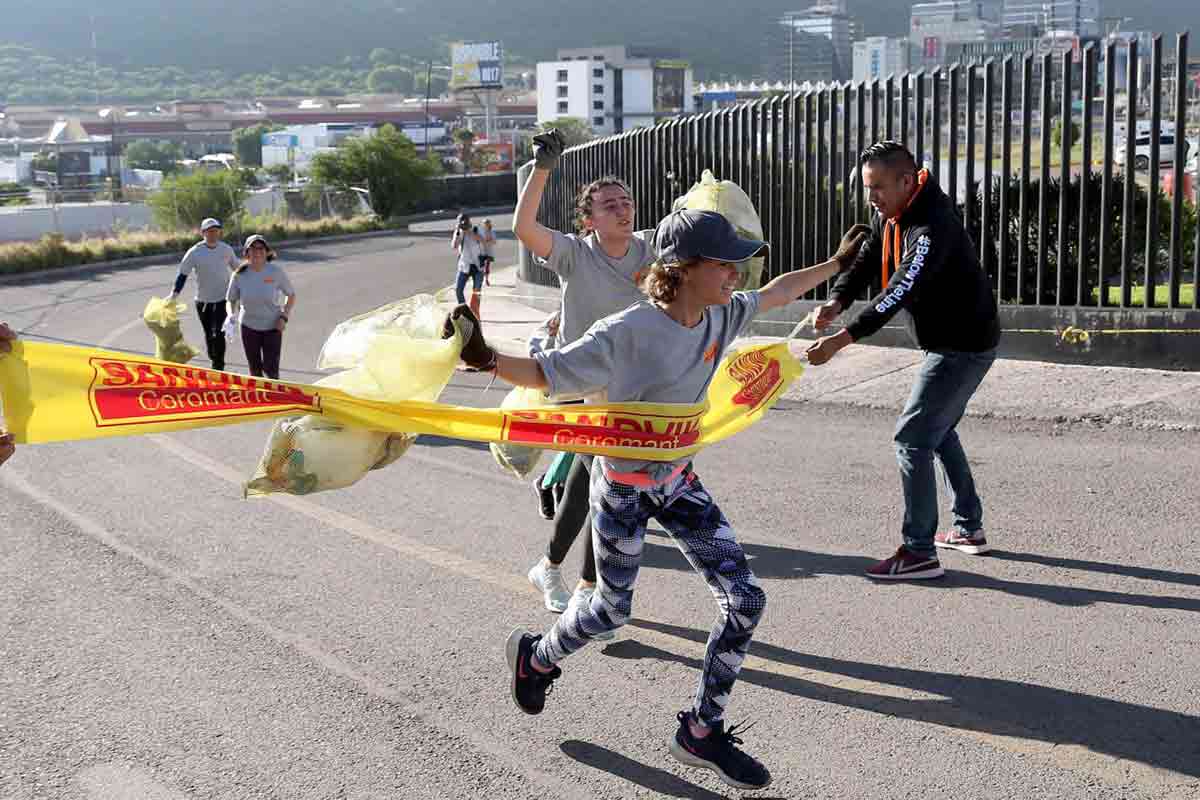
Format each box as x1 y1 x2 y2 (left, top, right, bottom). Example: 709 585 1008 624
444 209 868 790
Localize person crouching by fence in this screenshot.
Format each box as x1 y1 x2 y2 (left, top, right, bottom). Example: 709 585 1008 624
226 235 296 380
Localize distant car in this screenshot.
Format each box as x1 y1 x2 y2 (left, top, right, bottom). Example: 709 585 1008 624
1114 132 1191 171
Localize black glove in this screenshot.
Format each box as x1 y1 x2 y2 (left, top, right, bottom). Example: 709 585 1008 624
532 129 566 171
832 223 872 269
441 304 496 371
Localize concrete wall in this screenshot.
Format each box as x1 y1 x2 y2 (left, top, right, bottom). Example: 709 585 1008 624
0 202 154 242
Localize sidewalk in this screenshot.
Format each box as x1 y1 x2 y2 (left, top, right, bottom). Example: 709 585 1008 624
480 266 1200 433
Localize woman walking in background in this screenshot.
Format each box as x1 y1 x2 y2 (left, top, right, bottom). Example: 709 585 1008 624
226 235 296 380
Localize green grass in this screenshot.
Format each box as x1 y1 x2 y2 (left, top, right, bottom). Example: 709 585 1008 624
0 215 397 275
1089 284 1196 307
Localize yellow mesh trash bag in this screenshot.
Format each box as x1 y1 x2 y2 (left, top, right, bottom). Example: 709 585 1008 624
244 294 457 497
672 169 766 290
489 385 549 479
143 296 200 364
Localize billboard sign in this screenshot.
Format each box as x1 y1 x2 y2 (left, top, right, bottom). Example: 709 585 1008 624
450 41 504 90
653 61 688 113
262 133 299 147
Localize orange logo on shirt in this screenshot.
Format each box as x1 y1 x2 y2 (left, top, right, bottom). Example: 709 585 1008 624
264 277 274 284
703 342 719 362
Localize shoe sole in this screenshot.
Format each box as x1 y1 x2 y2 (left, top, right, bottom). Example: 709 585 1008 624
505 628 541 716
669 737 771 791
527 568 569 613
935 540 991 555
866 565 946 580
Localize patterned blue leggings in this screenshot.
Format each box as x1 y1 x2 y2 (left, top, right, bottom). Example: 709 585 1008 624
534 467 766 725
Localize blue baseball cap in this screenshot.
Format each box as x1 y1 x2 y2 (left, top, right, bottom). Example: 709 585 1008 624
652 209 768 265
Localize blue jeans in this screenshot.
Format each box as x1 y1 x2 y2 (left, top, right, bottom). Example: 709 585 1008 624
454 264 483 303
894 348 996 556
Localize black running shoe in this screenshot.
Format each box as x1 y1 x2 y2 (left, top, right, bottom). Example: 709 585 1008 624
669 710 771 790
534 478 555 520
505 629 561 715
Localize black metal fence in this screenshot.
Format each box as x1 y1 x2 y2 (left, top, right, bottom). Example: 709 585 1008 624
533 32 1198 310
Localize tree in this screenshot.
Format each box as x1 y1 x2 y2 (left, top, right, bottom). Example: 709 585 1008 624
124 139 184 174
309 124 441 219
415 72 450 96
232 123 282 167
148 171 247 232
452 128 477 174
265 163 293 185
369 48 397 68
366 65 414 95
537 117 594 147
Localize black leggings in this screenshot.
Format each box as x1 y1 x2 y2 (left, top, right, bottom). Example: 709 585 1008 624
545 454 597 583
241 325 282 379
195 301 227 371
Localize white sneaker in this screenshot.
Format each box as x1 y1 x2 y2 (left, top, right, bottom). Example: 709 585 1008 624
528 560 570 613
567 587 615 641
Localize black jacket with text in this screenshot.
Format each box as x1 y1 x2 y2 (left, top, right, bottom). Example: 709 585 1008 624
830 179 1000 353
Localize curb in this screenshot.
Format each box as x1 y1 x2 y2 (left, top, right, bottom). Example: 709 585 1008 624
0 227 413 286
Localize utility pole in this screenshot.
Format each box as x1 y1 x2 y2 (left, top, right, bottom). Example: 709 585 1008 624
424 59 433 158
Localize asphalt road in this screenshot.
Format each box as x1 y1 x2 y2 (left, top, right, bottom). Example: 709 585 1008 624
2 221 1199 800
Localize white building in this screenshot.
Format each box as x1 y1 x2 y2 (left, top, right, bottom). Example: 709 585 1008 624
1002 0 1100 38
853 37 911 83
910 1 999 67
767 3 854 84
260 121 447 173
536 46 694 135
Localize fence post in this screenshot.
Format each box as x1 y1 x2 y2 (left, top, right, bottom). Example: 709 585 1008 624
1144 35 1163 308
1037 52 1053 305
999 57 1013 301
1099 40 1117 307
982 59 995 280
1056 50 1073 305
1078 45 1096 306
1167 32 1189 308
1119 39 1138 307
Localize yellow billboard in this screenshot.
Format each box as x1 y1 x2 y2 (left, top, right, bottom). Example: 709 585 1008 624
450 41 504 90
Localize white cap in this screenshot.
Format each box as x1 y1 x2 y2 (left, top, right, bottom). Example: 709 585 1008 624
200 218 222 232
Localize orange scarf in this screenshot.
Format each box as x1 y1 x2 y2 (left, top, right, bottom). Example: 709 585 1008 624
879 169 930 287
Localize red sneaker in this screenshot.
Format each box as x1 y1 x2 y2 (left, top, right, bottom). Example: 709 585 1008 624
935 529 991 555
866 546 945 580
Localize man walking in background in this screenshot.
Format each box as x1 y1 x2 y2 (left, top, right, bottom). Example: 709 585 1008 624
169 217 239 372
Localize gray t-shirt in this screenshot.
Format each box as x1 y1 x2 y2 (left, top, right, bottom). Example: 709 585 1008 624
534 291 761 483
179 241 239 303
539 229 656 346
226 263 295 332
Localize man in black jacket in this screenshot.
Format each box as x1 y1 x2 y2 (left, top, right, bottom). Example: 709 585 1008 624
807 141 1000 580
